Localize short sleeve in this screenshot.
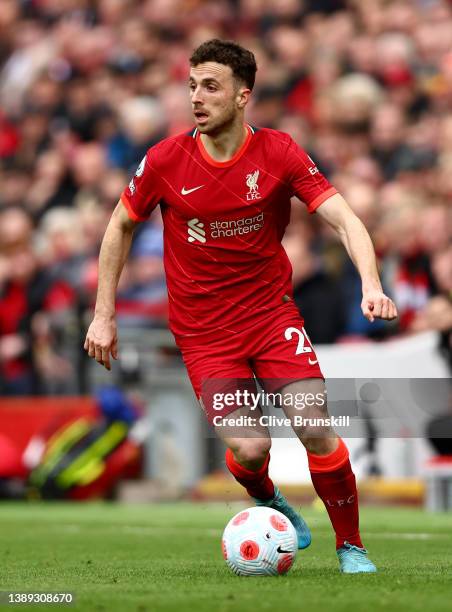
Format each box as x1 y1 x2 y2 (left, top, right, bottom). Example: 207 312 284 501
285 138 337 213
120 149 163 222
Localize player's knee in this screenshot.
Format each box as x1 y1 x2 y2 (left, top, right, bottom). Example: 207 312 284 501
289 395 330 441
229 438 271 469
295 418 335 448
301 436 338 455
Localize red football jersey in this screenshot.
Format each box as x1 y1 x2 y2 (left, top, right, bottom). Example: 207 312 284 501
121 125 337 341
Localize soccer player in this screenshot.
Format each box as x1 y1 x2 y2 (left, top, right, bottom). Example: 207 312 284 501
84 39 397 573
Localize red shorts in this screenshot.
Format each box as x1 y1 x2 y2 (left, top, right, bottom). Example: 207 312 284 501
176 301 324 423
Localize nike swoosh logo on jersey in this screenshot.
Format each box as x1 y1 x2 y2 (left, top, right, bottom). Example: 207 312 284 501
181 185 204 195
308 358 318 365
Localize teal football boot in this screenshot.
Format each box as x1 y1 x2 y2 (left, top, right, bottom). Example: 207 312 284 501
337 541 377 573
254 485 311 549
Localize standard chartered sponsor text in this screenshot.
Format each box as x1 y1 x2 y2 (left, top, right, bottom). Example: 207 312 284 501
210 212 264 238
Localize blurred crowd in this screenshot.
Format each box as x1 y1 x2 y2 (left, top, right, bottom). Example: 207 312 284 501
0 0 451 395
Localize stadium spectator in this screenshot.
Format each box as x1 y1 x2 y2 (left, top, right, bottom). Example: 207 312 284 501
0 207 75 394
283 222 346 344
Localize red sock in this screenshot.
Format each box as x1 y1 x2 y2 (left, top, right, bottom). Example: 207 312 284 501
225 448 275 500
307 438 363 549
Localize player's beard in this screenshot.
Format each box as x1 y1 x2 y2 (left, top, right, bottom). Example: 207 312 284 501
197 102 238 136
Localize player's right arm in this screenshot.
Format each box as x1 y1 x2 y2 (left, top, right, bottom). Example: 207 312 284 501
84 201 140 370
85 146 164 369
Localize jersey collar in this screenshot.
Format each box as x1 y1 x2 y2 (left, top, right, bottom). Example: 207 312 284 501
195 124 255 168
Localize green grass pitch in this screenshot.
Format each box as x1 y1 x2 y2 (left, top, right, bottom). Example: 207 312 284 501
0 502 451 612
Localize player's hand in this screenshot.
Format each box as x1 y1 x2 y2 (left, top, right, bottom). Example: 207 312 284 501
84 315 118 371
361 290 398 322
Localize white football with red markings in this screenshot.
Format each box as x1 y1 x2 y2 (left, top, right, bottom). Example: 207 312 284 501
222 506 298 576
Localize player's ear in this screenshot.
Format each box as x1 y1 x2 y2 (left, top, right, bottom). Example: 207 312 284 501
236 86 251 109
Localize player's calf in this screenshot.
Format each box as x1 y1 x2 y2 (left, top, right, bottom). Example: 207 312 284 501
224 426 274 501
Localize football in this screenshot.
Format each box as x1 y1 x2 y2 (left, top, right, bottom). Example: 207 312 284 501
222 507 298 576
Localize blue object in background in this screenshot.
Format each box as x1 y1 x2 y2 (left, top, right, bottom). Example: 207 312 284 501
96 387 138 425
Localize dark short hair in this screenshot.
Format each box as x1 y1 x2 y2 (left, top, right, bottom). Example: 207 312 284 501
189 39 257 90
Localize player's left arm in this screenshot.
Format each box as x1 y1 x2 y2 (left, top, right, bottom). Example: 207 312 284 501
315 193 398 322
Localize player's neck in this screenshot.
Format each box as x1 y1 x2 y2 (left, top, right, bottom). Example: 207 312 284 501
199 121 248 163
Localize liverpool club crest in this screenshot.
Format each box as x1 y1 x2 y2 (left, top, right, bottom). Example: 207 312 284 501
245 170 261 201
